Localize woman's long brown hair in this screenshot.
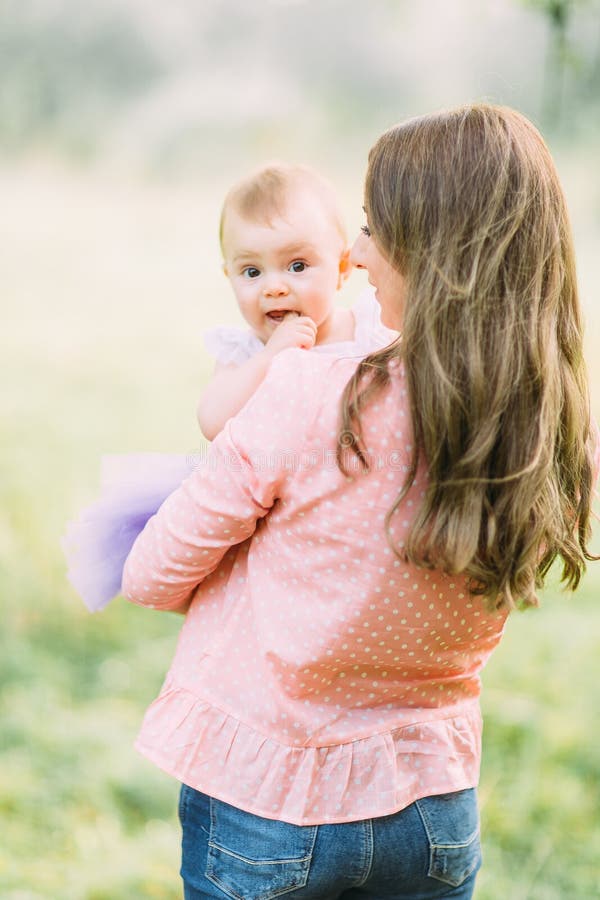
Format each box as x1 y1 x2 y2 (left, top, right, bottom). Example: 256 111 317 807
339 104 596 610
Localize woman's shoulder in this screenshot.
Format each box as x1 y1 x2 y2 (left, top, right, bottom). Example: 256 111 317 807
269 346 360 387
236 349 359 436
271 344 405 392
258 349 408 442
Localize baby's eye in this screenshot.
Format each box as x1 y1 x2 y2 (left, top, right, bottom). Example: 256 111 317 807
242 266 261 278
289 260 307 273
361 225 371 237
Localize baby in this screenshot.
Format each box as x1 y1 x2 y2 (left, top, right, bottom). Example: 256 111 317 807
63 163 394 612
197 163 392 438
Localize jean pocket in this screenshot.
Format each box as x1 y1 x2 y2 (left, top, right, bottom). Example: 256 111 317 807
206 797 317 900
414 788 482 888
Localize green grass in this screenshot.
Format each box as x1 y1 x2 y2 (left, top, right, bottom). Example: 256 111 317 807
477 586 600 899
3 165 600 899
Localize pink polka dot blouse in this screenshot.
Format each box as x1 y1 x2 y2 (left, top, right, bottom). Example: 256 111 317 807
122 348 508 825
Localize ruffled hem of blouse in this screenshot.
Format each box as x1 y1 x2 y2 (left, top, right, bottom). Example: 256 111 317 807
134 679 482 825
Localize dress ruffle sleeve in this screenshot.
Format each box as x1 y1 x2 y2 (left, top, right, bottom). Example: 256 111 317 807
203 326 264 366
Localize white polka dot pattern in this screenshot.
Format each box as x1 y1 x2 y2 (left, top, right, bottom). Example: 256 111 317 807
123 349 508 826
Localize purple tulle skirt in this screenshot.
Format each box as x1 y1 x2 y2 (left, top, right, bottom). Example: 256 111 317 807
62 453 195 612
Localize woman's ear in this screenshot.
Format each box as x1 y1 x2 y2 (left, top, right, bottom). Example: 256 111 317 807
337 249 351 288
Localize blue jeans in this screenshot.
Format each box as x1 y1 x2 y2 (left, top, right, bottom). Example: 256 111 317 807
178 784 481 899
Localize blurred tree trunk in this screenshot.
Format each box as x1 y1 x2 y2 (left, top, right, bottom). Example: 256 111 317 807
543 0 570 127
541 0 571 129
522 0 573 130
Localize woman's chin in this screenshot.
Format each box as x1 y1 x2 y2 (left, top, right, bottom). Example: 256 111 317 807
375 299 402 333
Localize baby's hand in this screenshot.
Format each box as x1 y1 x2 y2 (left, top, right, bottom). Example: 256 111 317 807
264 312 317 357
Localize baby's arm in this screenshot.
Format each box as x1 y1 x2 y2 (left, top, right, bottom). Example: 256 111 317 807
197 314 317 440
197 354 273 441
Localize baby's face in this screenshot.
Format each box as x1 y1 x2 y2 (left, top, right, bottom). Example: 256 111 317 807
221 188 348 344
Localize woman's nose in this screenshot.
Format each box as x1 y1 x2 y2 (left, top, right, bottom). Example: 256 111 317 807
350 233 367 269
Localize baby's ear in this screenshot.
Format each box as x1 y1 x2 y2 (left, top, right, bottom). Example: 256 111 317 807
337 249 351 288
222 262 229 278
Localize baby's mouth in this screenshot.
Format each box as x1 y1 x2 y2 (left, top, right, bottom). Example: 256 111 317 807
266 309 299 323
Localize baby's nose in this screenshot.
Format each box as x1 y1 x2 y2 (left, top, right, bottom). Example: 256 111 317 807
263 278 289 297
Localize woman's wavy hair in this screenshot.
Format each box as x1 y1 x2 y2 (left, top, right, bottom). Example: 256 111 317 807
338 104 596 610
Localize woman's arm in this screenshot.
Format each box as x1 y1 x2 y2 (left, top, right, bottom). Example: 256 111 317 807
121 433 272 613
123 348 318 612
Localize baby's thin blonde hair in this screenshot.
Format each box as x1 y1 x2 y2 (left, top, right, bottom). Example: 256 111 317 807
219 162 346 255
339 104 596 610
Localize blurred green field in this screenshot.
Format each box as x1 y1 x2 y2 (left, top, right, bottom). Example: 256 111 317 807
2 165 600 899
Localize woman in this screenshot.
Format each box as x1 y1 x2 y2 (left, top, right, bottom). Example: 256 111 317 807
123 104 596 899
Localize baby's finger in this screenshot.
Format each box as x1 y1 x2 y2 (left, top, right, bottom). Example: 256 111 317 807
296 317 317 335
293 329 317 345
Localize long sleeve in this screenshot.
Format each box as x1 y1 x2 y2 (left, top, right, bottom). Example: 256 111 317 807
122 349 316 611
